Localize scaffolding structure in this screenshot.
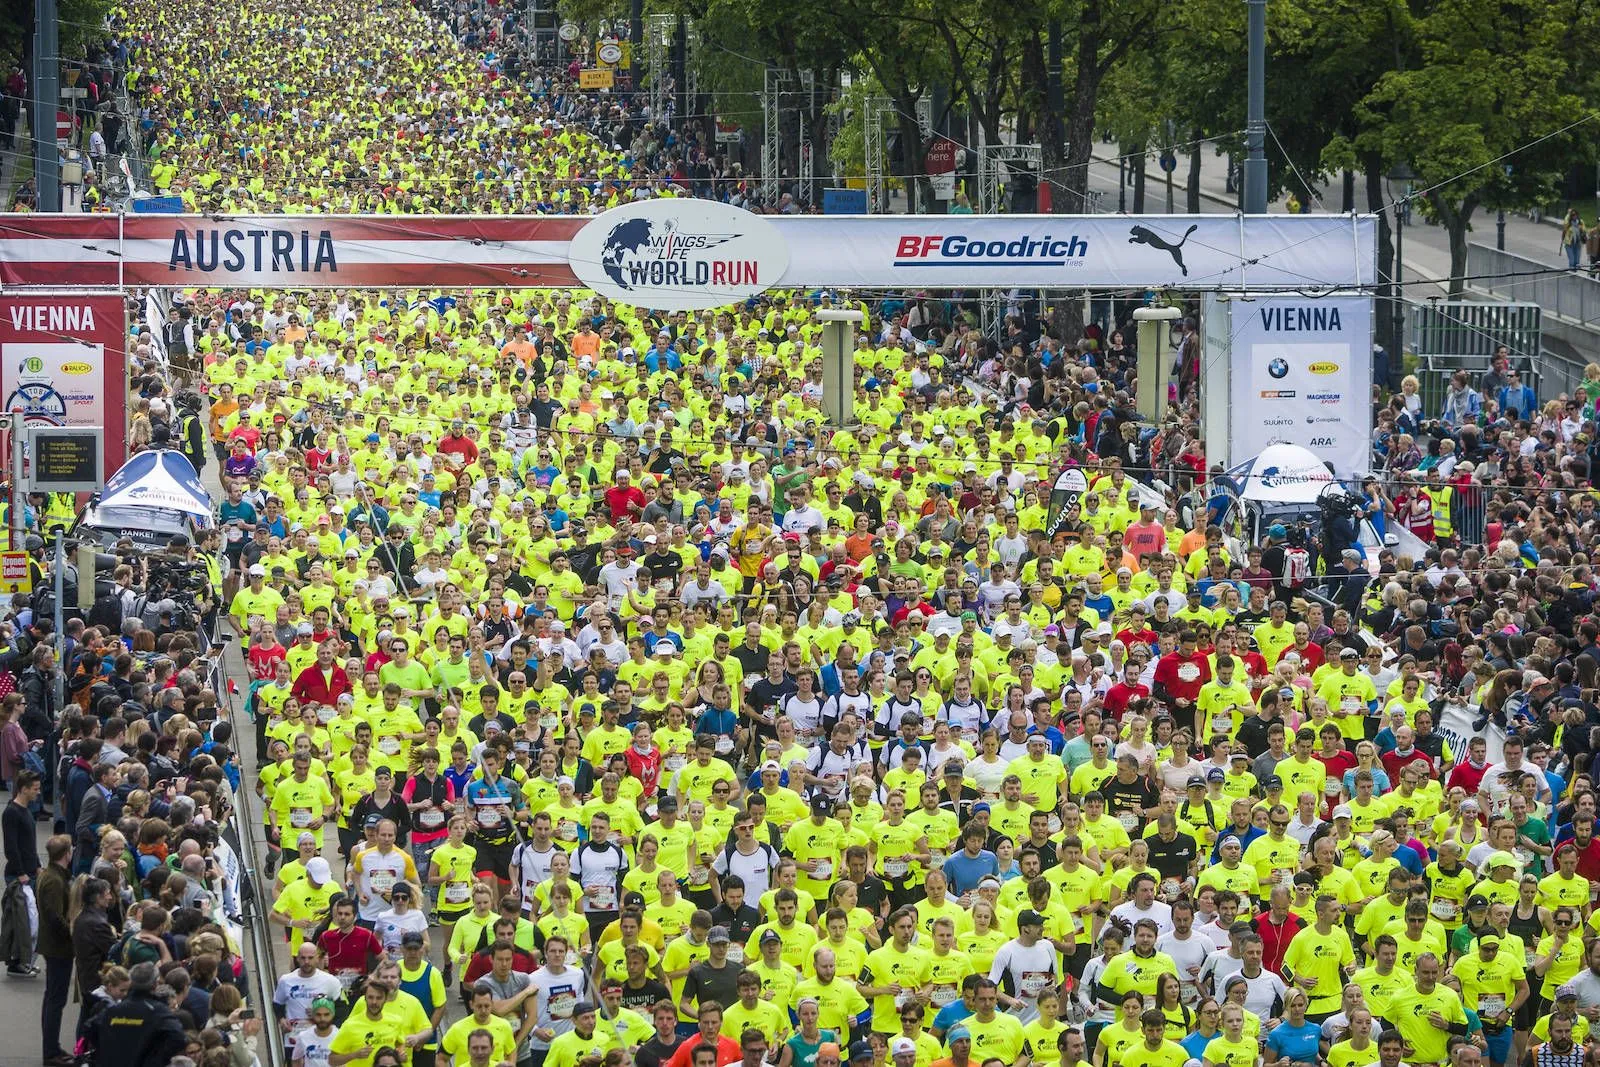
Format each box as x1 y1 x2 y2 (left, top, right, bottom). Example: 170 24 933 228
646 14 673 122
861 96 895 213
761 69 814 203
977 143 1040 214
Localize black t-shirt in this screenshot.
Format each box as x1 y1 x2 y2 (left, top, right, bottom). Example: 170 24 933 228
635 1034 685 1067
1145 831 1199 882
732 644 771 681
708 902 762 946
682 959 742 1013
643 551 684 585
619 976 671 1014
746 676 796 722
1103 775 1160 832
847 873 889 920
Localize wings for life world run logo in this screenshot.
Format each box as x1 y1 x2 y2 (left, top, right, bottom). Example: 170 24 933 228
571 200 789 311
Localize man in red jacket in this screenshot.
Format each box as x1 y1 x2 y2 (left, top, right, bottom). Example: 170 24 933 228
290 640 352 708
665 1001 741 1067
1152 629 1211 717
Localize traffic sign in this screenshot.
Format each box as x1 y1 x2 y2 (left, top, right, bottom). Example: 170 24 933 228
1159 151 1178 173
0 552 30 596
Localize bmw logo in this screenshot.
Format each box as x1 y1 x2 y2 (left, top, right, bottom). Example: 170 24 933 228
1268 358 1290 379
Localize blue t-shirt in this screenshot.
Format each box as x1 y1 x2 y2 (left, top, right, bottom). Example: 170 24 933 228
1265 1021 1321 1064
932 1001 972 1034
941 849 1000 895
1180 1030 1218 1061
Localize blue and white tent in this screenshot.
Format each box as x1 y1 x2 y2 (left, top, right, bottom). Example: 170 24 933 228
96 449 213 524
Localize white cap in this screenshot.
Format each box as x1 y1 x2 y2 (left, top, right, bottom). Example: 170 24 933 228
890 1038 917 1057
1332 804 1353 819
305 857 333 883
248 563 266 577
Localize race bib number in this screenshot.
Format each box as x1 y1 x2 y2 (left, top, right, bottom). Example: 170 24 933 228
1479 994 1506 1018
370 870 396 893
541 714 560 730
666 755 688 773
1019 972 1052 996
227 528 243 543
1177 663 1201 683
549 991 577 1019
927 849 945 868
883 859 910 879
1117 812 1139 832
1047 814 1062 834
726 944 744 963
444 883 471 904
1324 777 1343 797
931 985 960 1006
590 885 617 911
689 864 709 885
715 737 735 755
1212 714 1233 736
317 705 336 723
418 809 446 829
290 808 314 828
812 859 833 881
1180 980 1198 1004
558 820 578 840
336 968 361 990
478 807 503 828
1273 868 1295 888
1430 899 1457 921
962 728 980 744
378 737 401 756
1159 878 1182 899
1341 695 1362 712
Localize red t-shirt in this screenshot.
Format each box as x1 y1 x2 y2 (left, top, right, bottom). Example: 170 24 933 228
1153 651 1211 703
246 642 285 682
319 924 383 983
665 1036 742 1067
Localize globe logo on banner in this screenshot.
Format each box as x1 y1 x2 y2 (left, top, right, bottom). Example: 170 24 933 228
570 199 790 311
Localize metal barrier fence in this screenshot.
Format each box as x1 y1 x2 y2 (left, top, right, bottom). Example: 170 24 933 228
1468 242 1600 329
207 649 287 1067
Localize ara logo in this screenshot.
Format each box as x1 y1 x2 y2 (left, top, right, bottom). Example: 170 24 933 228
1307 437 1337 448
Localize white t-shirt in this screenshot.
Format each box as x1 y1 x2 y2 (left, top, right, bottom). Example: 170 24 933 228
513 841 560 905
1156 931 1211 1004
528 965 590 1050
1107 900 1173 938
713 841 778 900
272 968 343 1028
988 937 1059 1001
373 907 428 954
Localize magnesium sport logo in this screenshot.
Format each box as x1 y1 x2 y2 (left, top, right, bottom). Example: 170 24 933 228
570 199 789 311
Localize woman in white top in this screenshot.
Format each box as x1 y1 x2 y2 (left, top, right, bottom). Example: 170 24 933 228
966 728 1010 799
924 721 972 777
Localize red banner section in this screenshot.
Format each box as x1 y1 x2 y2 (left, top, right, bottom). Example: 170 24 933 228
0 215 587 289
0 293 128 476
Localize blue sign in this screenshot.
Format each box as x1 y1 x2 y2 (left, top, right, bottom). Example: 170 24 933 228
822 188 868 215
131 195 185 214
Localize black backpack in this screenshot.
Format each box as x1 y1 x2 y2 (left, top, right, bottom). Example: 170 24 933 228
87 591 124 631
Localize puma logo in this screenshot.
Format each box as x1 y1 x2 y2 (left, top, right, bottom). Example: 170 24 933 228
1128 224 1198 276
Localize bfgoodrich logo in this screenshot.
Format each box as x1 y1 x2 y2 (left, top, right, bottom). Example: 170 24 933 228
570 199 789 311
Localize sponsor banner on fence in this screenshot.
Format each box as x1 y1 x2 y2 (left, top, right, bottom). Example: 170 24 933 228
0 293 127 475
0 211 1376 301
1227 294 1373 479
1436 701 1505 767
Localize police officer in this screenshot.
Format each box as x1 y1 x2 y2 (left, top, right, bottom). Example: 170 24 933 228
81 961 187 1067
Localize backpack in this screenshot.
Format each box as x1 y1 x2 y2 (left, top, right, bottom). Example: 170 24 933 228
87 591 124 631
1283 546 1311 588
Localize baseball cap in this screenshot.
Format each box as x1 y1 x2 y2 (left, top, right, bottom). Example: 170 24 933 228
1332 804 1353 819
848 1042 874 1062
1485 851 1519 871
890 1038 916 1057
400 930 425 947
1263 775 1283 789
811 794 834 814
305 857 332 884
760 930 783 945
1186 775 1205 788
1478 934 1501 948
1466 894 1490 910
248 563 266 577
1017 909 1045 928
707 926 731 944
1206 768 1226 782
1557 983 1580 1000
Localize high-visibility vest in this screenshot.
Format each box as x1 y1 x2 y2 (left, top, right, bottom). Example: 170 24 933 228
1425 485 1454 538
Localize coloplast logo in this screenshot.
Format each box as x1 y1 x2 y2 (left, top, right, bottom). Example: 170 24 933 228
569 199 789 311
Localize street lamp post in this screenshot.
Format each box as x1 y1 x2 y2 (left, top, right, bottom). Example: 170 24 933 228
1386 163 1415 391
